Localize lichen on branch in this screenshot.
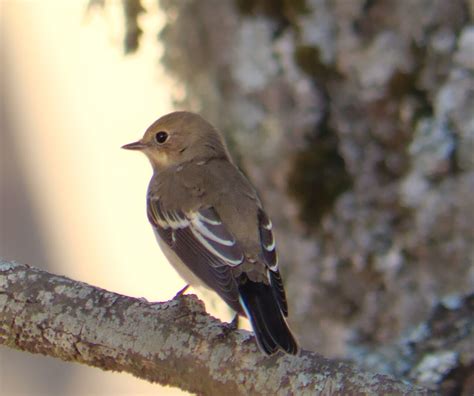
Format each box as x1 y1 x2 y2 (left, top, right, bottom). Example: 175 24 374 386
0 260 427 395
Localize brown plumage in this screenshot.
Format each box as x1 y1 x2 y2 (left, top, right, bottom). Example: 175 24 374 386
123 111 298 355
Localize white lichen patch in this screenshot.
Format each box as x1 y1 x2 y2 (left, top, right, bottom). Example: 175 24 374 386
253 363 278 393
232 18 278 92
208 344 233 375
238 345 260 371
0 260 17 271
82 321 122 346
0 294 8 310
8 271 26 281
406 323 430 345
50 313 83 336
355 31 413 98
37 290 54 305
27 274 39 282
374 247 403 277
53 285 66 295
198 323 223 340
84 298 95 309
130 327 166 357
15 314 43 338
156 331 192 360
300 0 336 64
296 371 311 387
235 329 253 342
53 284 92 300
315 376 343 395
412 350 459 385
409 118 455 177
454 26 474 69
440 294 462 310
30 312 49 324
400 172 430 208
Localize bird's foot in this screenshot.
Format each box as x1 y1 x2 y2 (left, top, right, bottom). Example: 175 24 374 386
172 284 190 300
227 314 239 330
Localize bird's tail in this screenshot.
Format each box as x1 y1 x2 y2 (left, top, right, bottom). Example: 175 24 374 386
238 278 299 355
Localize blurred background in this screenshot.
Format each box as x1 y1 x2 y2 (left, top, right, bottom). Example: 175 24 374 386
1 1 473 395
1 1 188 395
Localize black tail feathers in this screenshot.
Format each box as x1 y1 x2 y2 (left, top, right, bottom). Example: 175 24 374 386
238 278 298 355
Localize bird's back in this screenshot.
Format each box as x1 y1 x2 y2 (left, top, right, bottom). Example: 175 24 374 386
151 158 262 257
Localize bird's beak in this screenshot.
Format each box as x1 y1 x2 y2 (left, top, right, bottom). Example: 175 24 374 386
121 140 147 151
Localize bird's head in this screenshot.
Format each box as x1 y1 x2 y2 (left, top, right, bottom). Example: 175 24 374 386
122 111 229 170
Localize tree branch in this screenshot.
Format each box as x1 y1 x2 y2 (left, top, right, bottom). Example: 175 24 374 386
0 260 428 395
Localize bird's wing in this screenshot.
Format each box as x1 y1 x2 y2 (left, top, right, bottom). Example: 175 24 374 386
147 197 244 312
257 208 288 316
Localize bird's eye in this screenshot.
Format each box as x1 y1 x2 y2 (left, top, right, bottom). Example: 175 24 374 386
155 131 168 144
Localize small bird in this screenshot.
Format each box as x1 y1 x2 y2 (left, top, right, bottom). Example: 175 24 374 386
122 111 298 355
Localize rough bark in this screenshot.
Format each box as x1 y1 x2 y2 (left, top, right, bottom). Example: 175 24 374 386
0 260 427 395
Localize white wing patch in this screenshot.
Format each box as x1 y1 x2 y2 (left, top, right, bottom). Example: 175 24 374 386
162 210 188 229
264 233 276 251
148 200 243 267
258 208 278 271
197 210 221 225
190 216 234 246
187 209 243 266
262 217 272 230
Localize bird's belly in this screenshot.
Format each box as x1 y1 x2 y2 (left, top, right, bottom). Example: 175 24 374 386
153 228 209 289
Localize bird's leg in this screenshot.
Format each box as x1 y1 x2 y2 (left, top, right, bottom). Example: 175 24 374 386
227 313 239 330
173 284 190 299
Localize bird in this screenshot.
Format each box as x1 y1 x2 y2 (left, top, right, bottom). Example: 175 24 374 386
122 111 298 355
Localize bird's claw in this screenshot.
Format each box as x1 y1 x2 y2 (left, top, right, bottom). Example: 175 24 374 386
226 314 239 331
173 284 190 300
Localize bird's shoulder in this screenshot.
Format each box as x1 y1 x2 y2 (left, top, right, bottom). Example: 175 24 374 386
148 158 259 213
